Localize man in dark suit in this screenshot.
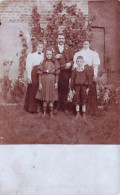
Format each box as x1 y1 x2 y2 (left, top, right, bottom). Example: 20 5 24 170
54 33 73 112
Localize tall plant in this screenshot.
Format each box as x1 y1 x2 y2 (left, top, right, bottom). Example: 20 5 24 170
19 30 28 79
45 2 94 52
31 6 44 52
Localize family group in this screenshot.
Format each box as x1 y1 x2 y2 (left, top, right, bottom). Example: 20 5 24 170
24 33 100 118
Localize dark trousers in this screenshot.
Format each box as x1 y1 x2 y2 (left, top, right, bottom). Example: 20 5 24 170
74 85 87 106
57 70 70 111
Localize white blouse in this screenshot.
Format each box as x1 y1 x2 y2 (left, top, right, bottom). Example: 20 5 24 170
26 52 44 80
73 48 100 77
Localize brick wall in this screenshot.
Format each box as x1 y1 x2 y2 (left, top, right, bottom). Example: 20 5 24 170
0 0 88 25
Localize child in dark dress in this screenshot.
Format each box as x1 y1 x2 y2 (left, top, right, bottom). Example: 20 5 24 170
36 48 60 117
71 56 94 118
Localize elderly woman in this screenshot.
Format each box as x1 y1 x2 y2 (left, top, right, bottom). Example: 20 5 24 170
24 42 44 113
73 39 100 115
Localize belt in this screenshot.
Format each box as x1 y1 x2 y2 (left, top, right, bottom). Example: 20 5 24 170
43 72 55 75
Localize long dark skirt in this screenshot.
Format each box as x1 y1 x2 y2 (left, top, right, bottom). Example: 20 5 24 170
86 81 98 115
24 66 40 113
58 70 70 110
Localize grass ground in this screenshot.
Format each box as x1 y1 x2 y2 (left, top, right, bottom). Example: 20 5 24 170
0 104 120 144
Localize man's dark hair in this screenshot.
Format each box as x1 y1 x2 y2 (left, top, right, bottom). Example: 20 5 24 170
57 33 65 38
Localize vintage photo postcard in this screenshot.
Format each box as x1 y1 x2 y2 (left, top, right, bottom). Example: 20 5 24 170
0 0 120 194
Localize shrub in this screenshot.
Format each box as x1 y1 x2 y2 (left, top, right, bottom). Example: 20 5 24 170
45 2 94 52
97 84 120 109
30 6 44 52
10 79 27 103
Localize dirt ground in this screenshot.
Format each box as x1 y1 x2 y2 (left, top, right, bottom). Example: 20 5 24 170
0 104 120 144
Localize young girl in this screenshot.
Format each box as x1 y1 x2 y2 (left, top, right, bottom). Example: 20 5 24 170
36 48 60 116
71 56 94 118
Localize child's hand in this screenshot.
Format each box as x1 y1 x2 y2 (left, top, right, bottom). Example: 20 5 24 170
39 83 42 91
55 83 58 89
55 54 62 59
65 62 71 69
72 90 76 95
86 88 89 95
28 78 32 84
93 75 97 82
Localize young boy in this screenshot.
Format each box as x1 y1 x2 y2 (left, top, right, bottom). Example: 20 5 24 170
71 56 94 118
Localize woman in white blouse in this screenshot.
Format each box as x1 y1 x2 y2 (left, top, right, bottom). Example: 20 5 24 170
24 42 44 113
73 39 100 115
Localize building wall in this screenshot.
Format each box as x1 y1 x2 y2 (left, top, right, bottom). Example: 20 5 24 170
88 0 120 82
0 0 88 24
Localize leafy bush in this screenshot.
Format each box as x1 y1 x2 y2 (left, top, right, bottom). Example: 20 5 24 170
45 2 94 52
10 79 27 103
19 30 28 80
1 40 27 103
97 84 120 109
31 6 44 52
29 2 94 52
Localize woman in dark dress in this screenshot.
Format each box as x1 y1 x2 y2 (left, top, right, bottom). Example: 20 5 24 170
73 39 100 115
24 43 44 113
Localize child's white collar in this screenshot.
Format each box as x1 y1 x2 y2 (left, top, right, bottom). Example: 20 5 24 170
76 66 84 72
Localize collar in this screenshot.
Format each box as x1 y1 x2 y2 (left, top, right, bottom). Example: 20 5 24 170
36 51 43 55
76 66 84 72
37 52 42 55
58 44 64 48
82 48 90 52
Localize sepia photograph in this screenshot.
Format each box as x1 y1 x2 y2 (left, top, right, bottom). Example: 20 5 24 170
0 0 120 144
0 0 120 195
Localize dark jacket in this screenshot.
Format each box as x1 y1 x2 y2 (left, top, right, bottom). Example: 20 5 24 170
54 44 73 70
71 65 94 90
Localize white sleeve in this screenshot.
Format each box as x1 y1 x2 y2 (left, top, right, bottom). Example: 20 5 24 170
93 52 100 77
26 54 33 80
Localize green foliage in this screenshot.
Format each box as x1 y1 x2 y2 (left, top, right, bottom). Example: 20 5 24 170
31 6 44 52
19 30 28 80
2 76 12 102
30 2 94 52
1 66 26 103
45 2 94 51
1 32 27 103
11 79 26 103
97 84 120 108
